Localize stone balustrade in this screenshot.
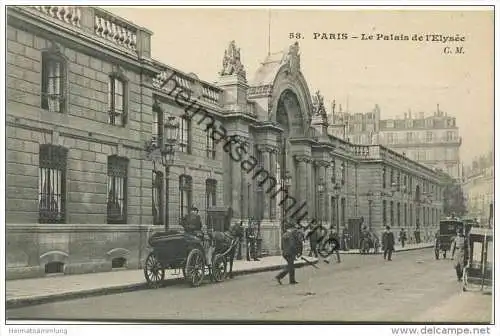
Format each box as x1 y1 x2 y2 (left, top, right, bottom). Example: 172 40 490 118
201 84 221 105
32 6 82 27
94 9 138 52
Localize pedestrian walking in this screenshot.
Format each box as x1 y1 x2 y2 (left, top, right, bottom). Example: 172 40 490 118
275 221 303 285
399 228 407 248
382 225 395 261
307 222 320 258
246 217 260 261
323 228 341 264
451 228 468 281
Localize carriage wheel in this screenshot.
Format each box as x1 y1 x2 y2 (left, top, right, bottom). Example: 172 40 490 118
144 252 165 288
211 254 226 282
184 249 205 287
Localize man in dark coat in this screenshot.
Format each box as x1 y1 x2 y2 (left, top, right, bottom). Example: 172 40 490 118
382 225 395 261
308 222 321 258
181 206 202 237
275 221 303 285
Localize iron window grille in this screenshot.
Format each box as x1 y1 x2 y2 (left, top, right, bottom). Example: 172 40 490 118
38 144 68 223
107 155 128 224
152 170 163 226
206 130 216 159
108 76 127 126
179 175 193 219
41 53 66 113
179 117 191 154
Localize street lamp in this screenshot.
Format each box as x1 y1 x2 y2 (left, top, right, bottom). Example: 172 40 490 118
145 115 180 231
366 190 374 230
281 170 292 232
317 177 326 224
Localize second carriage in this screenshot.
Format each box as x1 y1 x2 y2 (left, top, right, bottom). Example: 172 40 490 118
143 230 237 288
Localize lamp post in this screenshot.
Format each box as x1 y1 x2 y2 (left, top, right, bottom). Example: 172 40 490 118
317 177 326 225
281 170 292 232
145 115 179 232
367 190 374 230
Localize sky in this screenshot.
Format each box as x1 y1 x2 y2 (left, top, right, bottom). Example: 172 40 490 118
106 6 494 165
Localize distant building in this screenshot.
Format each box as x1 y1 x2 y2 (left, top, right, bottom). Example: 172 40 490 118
329 104 462 179
462 151 494 224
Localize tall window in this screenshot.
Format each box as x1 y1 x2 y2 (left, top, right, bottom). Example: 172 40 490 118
107 155 128 224
341 161 346 185
38 144 67 223
331 160 336 184
152 171 163 226
108 76 126 126
382 166 386 189
206 131 216 159
404 203 408 226
397 202 401 226
179 117 191 154
426 131 433 142
41 52 66 113
179 175 193 219
383 200 387 224
397 171 401 191
406 132 413 143
341 198 346 227
206 179 217 215
152 101 163 146
390 201 394 226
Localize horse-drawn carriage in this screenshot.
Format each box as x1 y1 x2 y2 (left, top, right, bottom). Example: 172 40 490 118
435 218 473 259
462 227 493 292
143 225 242 288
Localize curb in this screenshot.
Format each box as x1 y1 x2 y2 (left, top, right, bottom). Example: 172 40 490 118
338 244 433 255
6 259 317 310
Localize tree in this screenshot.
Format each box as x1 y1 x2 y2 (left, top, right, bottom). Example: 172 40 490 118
442 180 467 217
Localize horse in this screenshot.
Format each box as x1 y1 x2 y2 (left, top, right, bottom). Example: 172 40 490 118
209 222 245 279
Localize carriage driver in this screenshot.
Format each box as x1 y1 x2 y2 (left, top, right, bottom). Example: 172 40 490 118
181 206 215 265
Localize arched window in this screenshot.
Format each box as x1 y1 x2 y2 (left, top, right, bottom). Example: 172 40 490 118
41 44 67 113
179 175 192 219
108 66 128 126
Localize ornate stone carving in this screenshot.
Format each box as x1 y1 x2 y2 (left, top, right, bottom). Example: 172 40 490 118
220 40 246 79
257 144 279 153
294 155 312 163
312 90 327 118
282 41 301 75
314 159 331 167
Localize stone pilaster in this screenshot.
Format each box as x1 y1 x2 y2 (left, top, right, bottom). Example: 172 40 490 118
294 155 312 223
315 160 330 224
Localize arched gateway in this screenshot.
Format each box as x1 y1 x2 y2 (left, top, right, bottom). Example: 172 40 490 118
217 41 326 254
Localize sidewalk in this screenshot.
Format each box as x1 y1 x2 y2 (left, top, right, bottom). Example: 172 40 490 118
6 256 318 309
337 242 434 254
6 243 432 309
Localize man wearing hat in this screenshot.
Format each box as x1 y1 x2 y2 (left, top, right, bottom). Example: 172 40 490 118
275 221 303 285
181 206 203 238
450 227 468 281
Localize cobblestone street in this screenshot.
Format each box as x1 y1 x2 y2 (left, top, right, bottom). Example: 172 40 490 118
7 249 492 322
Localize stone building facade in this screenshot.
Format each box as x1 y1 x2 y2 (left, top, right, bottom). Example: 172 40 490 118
329 104 462 179
462 151 494 224
6 6 443 279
